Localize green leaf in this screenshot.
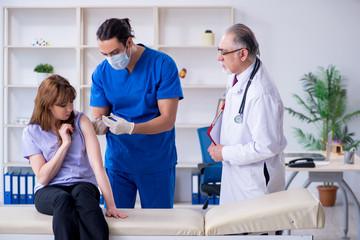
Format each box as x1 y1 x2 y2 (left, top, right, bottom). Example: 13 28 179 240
34 63 54 73
286 65 360 151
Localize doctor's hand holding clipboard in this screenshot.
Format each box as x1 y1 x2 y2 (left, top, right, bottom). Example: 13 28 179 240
207 106 224 162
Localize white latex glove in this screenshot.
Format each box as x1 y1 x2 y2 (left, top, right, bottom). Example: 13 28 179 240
91 118 108 135
102 113 134 135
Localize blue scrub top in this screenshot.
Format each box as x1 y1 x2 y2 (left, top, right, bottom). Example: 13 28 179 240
91 44 183 174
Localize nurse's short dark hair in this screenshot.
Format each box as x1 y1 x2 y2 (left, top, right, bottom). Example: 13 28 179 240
96 18 135 46
226 23 260 58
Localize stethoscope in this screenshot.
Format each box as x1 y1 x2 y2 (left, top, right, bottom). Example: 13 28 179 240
234 57 261 124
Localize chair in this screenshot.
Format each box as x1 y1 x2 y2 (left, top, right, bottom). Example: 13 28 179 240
197 127 222 209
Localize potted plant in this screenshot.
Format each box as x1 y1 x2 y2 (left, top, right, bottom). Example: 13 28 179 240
285 65 360 151
202 29 214 46
285 65 360 206
316 182 339 206
34 63 54 85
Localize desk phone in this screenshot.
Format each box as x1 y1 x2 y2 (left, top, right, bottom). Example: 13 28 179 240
287 158 315 168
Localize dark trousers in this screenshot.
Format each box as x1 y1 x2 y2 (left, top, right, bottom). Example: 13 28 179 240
34 182 109 240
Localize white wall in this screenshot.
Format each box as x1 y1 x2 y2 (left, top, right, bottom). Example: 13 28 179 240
2 0 359 150
1 0 360 200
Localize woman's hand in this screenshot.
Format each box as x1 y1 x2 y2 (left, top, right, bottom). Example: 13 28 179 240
105 208 128 219
59 123 73 147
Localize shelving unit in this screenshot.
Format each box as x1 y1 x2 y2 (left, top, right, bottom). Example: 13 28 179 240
1 5 233 203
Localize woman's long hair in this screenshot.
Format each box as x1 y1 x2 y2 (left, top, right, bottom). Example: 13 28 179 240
29 74 76 146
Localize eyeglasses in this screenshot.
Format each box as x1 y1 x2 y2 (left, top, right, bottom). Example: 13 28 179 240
217 48 245 56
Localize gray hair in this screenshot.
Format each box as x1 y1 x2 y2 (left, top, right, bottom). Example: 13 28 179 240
225 24 260 59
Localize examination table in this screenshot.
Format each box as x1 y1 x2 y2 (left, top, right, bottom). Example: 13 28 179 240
0 188 324 239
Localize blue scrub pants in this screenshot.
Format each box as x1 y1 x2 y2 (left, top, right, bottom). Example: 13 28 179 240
106 166 175 208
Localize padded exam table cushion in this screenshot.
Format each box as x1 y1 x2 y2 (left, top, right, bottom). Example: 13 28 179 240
0 188 324 236
106 208 204 236
0 207 204 236
205 188 325 235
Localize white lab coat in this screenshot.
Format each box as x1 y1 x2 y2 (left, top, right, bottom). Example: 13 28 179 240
219 60 287 205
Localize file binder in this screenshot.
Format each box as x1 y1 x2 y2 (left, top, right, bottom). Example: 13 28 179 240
19 173 27 204
4 173 12 205
207 107 223 145
199 192 207 205
12 173 19 204
191 174 199 204
99 187 104 205
213 194 220 205
27 174 34 204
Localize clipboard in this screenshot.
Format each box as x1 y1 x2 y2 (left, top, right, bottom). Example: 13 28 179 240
206 108 223 145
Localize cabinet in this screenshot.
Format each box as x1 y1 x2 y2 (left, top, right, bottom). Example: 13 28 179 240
1 6 233 204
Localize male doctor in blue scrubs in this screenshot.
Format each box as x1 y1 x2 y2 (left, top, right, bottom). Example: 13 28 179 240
90 18 183 208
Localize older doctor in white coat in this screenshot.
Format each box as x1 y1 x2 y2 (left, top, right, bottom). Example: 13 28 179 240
208 23 287 205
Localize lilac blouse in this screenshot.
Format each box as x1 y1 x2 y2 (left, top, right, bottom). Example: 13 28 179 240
22 112 97 193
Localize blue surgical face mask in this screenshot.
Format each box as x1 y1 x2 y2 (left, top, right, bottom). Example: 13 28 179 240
106 46 131 70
